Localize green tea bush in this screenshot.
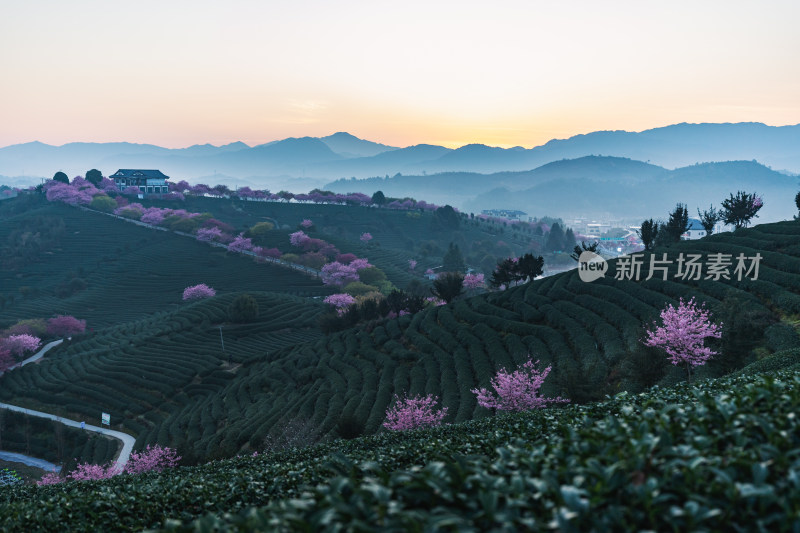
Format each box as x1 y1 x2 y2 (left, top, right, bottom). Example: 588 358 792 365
2 370 798 531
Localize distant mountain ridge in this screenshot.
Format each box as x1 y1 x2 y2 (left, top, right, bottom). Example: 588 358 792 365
1 122 798 186
327 156 797 223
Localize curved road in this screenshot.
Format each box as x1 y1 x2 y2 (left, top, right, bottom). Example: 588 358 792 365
0 338 63 377
0 339 136 469
0 450 61 472
0 404 135 469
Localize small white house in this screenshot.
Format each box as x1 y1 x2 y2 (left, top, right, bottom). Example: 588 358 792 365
682 218 707 240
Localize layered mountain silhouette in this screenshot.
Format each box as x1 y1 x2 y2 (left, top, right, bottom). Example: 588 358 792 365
327 157 797 223
2 122 799 181
1 122 798 221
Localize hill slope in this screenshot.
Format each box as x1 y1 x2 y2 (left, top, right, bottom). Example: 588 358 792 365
3 215 800 461
0 197 328 329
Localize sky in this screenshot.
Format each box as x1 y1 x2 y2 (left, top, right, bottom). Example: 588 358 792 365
2 0 799 149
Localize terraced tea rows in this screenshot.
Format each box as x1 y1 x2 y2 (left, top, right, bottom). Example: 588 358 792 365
150 219 800 457
2 364 799 532
0 293 324 457
4 198 800 461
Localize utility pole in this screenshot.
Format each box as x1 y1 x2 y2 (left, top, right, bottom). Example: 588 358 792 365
219 325 230 364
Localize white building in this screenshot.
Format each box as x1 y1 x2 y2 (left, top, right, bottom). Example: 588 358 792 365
682 218 708 240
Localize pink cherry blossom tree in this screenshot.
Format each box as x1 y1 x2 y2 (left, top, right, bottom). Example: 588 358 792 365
360 232 373 243
36 471 63 486
227 234 254 253
66 462 122 481
196 227 223 242
349 258 372 271
98 177 119 193
37 445 180 485
257 247 282 259
46 315 87 337
320 262 360 286
472 359 568 412
45 183 94 206
408 259 417 271
289 231 311 247
1 334 41 357
182 284 216 300
463 273 485 290
140 207 168 225
643 297 722 382
382 393 448 431
300 219 314 228
323 293 356 315
124 444 181 474
336 253 358 264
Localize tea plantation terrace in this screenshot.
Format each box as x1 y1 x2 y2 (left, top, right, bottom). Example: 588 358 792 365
0 362 798 531
2 217 800 461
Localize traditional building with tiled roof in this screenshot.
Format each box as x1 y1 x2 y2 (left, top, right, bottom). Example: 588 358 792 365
110 169 169 195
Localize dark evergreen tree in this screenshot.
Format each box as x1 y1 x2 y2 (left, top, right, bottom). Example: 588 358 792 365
228 294 259 323
371 190 387 205
564 228 577 251
441 242 465 273
546 223 565 252
432 205 460 230
489 254 543 287
662 203 690 243
489 258 515 288
52 171 69 184
85 169 103 186
431 272 464 303
637 219 659 251
516 253 544 282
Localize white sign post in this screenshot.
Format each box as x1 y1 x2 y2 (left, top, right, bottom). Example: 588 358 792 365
101 412 110 426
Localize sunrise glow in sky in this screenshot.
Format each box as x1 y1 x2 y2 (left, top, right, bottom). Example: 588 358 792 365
2 0 799 149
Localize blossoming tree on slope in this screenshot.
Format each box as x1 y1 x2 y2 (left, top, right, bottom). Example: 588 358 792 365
643 297 722 383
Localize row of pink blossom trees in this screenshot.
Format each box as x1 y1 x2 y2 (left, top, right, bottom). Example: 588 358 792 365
38 444 180 485
170 181 440 211
384 296 723 431
383 358 568 431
